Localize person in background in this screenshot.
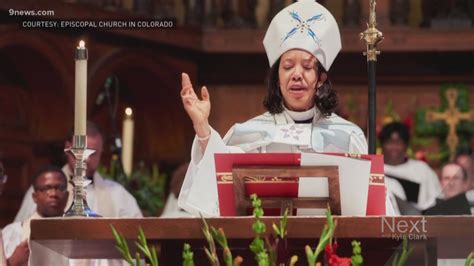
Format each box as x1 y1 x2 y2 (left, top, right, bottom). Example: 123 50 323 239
455 151 474 189
424 162 472 215
380 122 441 211
439 162 470 200
2 166 69 266
455 151 474 213
14 121 142 222
160 162 193 218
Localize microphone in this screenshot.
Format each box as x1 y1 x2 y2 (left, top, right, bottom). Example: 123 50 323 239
95 76 114 106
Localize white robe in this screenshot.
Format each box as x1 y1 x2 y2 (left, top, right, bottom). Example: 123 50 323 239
0 230 5 266
466 189 474 214
2 212 41 259
179 110 375 216
14 165 143 222
160 193 194 218
384 159 442 210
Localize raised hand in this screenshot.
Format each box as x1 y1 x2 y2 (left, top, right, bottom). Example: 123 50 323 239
180 73 211 138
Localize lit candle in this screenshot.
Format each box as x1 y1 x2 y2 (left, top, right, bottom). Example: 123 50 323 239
74 40 88 136
122 107 134 176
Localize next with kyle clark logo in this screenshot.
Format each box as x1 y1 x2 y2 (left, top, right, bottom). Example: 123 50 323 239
381 217 428 240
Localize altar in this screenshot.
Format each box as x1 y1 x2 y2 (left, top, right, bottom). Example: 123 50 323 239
30 216 474 265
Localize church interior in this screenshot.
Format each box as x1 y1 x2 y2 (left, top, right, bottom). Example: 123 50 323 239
0 0 473 264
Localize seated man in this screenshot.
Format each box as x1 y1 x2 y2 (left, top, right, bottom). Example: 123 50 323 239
14 121 142 221
424 162 471 215
440 162 470 200
455 151 474 213
2 166 69 265
456 151 474 188
380 122 441 211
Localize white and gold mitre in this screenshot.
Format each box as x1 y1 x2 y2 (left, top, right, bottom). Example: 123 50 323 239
263 0 341 70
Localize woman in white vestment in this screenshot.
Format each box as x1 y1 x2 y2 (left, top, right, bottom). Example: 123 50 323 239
178 0 374 216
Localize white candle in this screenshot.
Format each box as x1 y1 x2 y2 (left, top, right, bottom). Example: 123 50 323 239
74 40 87 136
122 107 134 176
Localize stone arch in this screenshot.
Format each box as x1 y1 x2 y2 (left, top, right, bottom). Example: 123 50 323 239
0 31 72 104
88 48 190 166
0 31 74 226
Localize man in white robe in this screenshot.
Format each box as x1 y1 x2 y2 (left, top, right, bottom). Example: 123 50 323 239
3 166 69 265
6 165 129 266
15 165 142 221
380 122 441 211
14 122 142 222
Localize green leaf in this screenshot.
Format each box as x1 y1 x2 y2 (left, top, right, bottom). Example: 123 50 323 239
392 237 413 266
150 245 159 266
392 253 399 266
201 215 219 266
272 223 281 237
135 241 149 258
182 243 195 266
111 226 122 245
135 252 141 266
111 225 135 264
351 240 363 266
465 251 474 266
256 252 269 266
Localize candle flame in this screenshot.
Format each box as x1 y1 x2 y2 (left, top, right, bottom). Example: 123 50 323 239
125 107 133 116
79 40 85 48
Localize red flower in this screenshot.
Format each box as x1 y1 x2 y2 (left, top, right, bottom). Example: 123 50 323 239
415 150 427 162
325 243 351 266
403 116 414 132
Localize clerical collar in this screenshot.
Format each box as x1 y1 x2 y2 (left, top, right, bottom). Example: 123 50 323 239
283 106 316 122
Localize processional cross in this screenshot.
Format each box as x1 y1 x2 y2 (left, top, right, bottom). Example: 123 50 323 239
426 88 474 161
360 0 383 154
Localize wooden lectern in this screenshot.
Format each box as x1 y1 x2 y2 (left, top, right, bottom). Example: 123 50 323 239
232 166 341 215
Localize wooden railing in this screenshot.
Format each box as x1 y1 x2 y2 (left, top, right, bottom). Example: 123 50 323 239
57 0 473 29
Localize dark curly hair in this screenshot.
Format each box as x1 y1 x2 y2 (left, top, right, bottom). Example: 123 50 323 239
263 58 338 117
379 122 410 145
32 165 67 191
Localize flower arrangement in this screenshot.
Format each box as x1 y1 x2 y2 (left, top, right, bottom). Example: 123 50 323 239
111 194 362 265
110 194 474 265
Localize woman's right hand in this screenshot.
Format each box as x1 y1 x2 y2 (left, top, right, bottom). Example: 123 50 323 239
180 73 211 138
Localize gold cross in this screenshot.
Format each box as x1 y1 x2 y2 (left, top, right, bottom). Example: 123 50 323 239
426 88 474 161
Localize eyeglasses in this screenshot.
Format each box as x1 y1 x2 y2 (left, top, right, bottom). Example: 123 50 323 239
35 184 67 193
